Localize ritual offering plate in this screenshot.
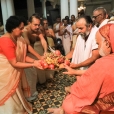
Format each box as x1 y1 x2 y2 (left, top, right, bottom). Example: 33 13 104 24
40 50 70 71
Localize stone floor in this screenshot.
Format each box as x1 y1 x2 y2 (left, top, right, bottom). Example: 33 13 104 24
32 69 76 114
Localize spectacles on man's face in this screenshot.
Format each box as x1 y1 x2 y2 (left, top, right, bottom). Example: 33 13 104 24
92 14 102 19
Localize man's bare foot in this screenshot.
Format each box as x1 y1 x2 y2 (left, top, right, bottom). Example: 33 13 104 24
65 86 71 94
47 107 64 114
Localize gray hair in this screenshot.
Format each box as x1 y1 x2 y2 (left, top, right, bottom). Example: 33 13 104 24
93 7 107 16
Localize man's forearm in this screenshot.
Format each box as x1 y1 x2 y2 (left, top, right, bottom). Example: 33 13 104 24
75 57 97 68
39 34 48 52
65 48 74 59
28 45 41 59
76 50 100 68
74 70 86 76
41 40 47 52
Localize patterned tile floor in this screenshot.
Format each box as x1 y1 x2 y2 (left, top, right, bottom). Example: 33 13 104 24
32 69 76 114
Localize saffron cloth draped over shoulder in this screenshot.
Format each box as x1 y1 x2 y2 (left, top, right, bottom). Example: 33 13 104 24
99 24 114 52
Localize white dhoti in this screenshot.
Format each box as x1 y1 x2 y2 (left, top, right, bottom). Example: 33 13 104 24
24 52 46 95
34 41 44 56
62 25 72 55
62 37 71 55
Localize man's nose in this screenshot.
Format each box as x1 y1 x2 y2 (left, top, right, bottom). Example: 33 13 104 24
78 29 81 33
36 25 39 29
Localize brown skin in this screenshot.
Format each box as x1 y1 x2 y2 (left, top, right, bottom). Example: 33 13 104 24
63 64 86 76
65 48 74 59
22 17 48 60
60 20 71 36
43 20 55 38
60 19 73 49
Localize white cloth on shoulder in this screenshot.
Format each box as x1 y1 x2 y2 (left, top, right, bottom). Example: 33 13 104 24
62 25 73 55
72 26 98 70
99 19 109 28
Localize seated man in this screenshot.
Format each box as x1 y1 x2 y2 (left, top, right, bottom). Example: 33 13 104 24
66 16 100 70
48 23 114 114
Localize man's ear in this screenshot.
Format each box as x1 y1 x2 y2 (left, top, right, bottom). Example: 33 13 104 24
90 24 93 28
102 39 112 54
88 24 92 30
105 40 110 48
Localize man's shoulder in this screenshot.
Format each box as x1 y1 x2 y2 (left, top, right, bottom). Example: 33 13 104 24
23 26 29 32
53 23 57 26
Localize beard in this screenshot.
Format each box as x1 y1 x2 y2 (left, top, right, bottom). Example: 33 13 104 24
80 31 90 38
99 42 111 56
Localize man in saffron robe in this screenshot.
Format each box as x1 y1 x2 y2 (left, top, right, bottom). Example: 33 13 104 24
48 24 114 114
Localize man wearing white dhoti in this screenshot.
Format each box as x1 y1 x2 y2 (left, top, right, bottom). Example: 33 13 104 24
53 16 62 40
70 15 78 49
60 19 73 55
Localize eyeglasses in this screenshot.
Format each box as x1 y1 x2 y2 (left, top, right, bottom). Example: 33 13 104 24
92 14 102 19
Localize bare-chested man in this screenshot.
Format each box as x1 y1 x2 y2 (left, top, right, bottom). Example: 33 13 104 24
23 14 47 58
22 14 48 101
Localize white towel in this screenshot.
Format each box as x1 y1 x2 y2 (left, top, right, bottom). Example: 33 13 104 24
99 19 109 28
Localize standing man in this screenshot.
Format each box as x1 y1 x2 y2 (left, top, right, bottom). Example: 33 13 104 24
22 14 48 101
60 18 73 55
66 16 100 70
23 14 47 57
42 18 56 48
53 16 62 40
92 7 109 28
70 15 78 48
